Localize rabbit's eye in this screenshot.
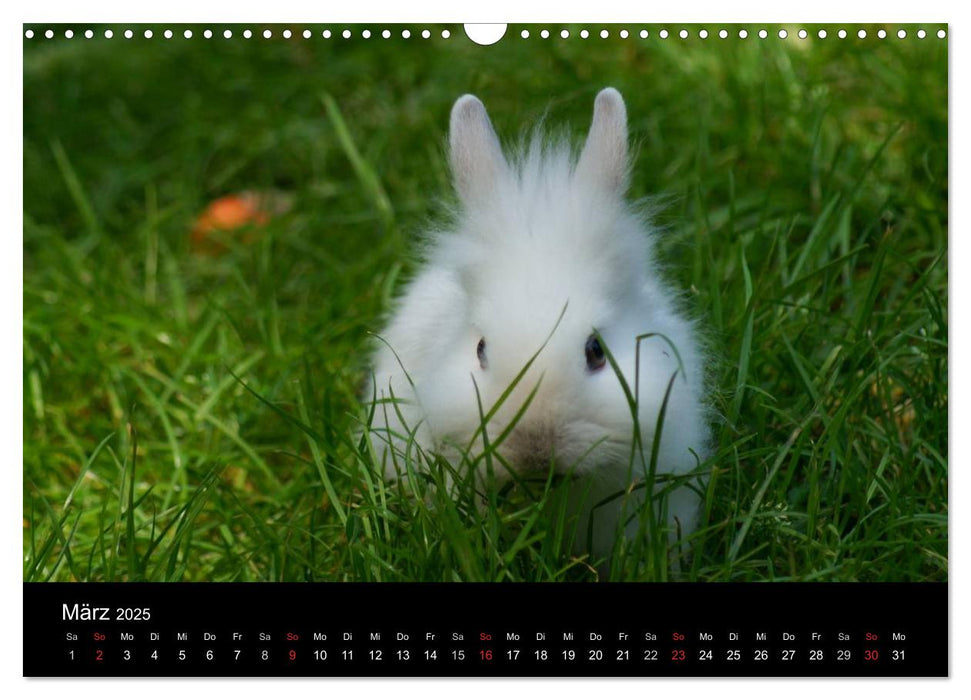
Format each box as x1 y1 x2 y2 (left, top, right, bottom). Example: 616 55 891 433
477 338 487 369
585 334 606 372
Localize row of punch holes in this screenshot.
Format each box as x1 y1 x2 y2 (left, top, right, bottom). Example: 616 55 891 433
24 26 947 42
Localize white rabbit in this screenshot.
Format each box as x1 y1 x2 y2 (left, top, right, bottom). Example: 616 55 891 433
366 88 709 563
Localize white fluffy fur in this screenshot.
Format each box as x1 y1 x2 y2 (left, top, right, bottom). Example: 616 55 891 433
366 88 709 560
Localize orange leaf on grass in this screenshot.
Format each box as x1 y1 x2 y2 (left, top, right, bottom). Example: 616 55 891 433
191 190 292 254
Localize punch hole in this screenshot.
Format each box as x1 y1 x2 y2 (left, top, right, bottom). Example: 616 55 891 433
638 30 647 39
739 29 748 39
877 29 886 39
144 29 153 39
124 30 133 39
223 29 232 39
540 30 549 39
778 29 787 39
938 29 946 38
164 29 173 39
857 29 867 39
441 29 451 39
184 30 193 39
25 29 34 38
699 29 708 39
580 29 589 39
798 29 807 39
464 24 506 45
560 29 570 39
659 29 668 39
818 29 827 38
243 30 252 39
422 30 430 39
719 29 728 39
838 29 847 38
203 30 212 39
917 29 926 39
897 29 907 39
283 29 292 39
679 29 688 39
758 29 767 39
619 29 628 39
521 29 529 39
65 29 73 39
105 29 113 38
303 30 311 39
45 29 53 39
402 29 411 39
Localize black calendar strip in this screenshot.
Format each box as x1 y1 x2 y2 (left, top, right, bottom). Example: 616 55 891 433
23 582 947 677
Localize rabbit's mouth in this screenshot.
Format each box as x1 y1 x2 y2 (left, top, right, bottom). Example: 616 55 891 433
498 420 621 476
508 451 558 476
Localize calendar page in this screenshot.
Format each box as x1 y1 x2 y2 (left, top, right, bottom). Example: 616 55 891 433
22 21 948 678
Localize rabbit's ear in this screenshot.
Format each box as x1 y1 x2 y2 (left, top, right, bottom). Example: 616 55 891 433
575 87 629 193
449 95 508 203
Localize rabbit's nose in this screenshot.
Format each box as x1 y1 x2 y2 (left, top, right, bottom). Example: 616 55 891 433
504 422 559 473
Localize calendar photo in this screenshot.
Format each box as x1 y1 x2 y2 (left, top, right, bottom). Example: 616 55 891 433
24 23 947 589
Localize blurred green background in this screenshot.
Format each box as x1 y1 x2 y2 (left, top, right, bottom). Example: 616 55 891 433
23 24 947 582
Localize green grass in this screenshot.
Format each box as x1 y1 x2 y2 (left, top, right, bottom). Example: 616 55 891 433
23 24 948 582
